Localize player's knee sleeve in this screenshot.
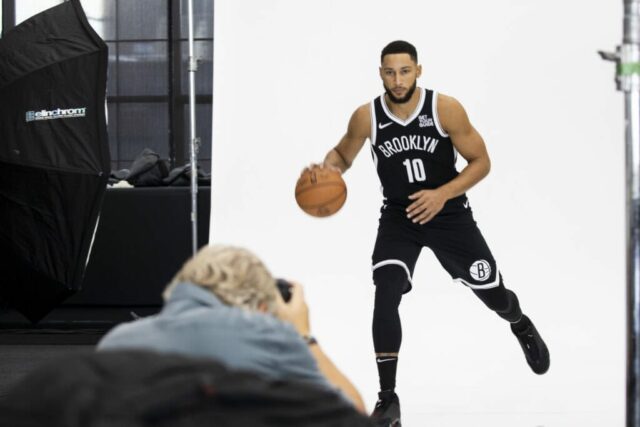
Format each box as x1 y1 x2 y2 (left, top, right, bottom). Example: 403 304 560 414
472 275 522 322
372 266 406 353
373 266 405 318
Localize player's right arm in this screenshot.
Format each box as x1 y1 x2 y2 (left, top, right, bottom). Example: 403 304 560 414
322 104 371 173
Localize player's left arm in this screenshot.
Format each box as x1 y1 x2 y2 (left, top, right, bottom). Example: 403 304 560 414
406 94 491 224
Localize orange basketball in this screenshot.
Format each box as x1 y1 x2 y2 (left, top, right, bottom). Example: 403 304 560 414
295 167 347 217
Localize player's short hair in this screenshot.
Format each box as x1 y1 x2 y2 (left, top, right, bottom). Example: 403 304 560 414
164 244 278 313
381 40 418 63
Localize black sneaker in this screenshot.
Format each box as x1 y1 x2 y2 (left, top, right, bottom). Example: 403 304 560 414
371 390 401 427
511 315 550 374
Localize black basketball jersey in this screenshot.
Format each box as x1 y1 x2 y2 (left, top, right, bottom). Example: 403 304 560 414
369 88 464 209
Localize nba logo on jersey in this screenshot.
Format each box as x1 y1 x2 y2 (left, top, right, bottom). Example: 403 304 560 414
469 260 491 281
418 114 434 128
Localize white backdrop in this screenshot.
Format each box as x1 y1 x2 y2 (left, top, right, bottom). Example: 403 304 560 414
210 1 624 425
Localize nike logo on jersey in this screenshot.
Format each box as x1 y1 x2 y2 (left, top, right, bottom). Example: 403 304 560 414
463 200 469 209
376 358 397 363
378 121 393 129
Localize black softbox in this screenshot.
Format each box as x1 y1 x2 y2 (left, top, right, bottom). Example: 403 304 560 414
0 0 109 322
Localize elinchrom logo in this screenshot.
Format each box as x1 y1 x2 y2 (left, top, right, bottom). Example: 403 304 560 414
25 107 87 122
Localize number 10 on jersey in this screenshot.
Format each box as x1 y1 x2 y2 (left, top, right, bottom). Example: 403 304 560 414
403 158 426 183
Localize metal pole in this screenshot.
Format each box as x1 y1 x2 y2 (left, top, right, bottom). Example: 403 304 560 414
187 0 200 255
627 88 640 427
601 1 640 425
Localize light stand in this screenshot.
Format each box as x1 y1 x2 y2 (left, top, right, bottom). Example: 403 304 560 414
187 0 200 255
601 1 640 425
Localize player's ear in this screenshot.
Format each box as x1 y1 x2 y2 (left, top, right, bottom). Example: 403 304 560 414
416 64 422 78
379 66 384 79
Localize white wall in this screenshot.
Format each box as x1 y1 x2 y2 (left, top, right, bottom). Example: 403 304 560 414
14 0 63 25
211 1 624 425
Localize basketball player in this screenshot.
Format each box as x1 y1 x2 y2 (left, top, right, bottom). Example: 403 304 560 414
312 40 549 426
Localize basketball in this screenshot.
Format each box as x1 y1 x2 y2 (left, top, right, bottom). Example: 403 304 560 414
295 167 347 217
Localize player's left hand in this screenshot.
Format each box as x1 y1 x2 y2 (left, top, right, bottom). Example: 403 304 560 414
406 189 448 224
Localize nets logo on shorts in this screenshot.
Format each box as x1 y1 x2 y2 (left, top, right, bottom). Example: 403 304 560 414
469 259 491 281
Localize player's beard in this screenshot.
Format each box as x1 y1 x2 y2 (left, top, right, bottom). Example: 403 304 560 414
384 80 417 104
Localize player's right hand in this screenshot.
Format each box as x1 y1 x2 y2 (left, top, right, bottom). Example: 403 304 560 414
301 162 342 176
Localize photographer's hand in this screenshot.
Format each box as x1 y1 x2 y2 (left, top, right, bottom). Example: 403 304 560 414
274 281 365 413
275 282 310 336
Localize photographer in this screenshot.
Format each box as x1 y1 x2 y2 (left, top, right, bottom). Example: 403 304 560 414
97 244 365 412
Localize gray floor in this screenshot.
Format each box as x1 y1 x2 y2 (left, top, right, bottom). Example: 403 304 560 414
0 344 94 399
0 306 161 400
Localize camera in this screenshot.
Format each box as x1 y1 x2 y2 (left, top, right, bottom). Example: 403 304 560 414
276 278 292 302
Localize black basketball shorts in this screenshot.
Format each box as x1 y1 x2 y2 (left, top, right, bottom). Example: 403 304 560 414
371 205 499 293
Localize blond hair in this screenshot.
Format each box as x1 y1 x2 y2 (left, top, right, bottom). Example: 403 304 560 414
163 245 278 313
